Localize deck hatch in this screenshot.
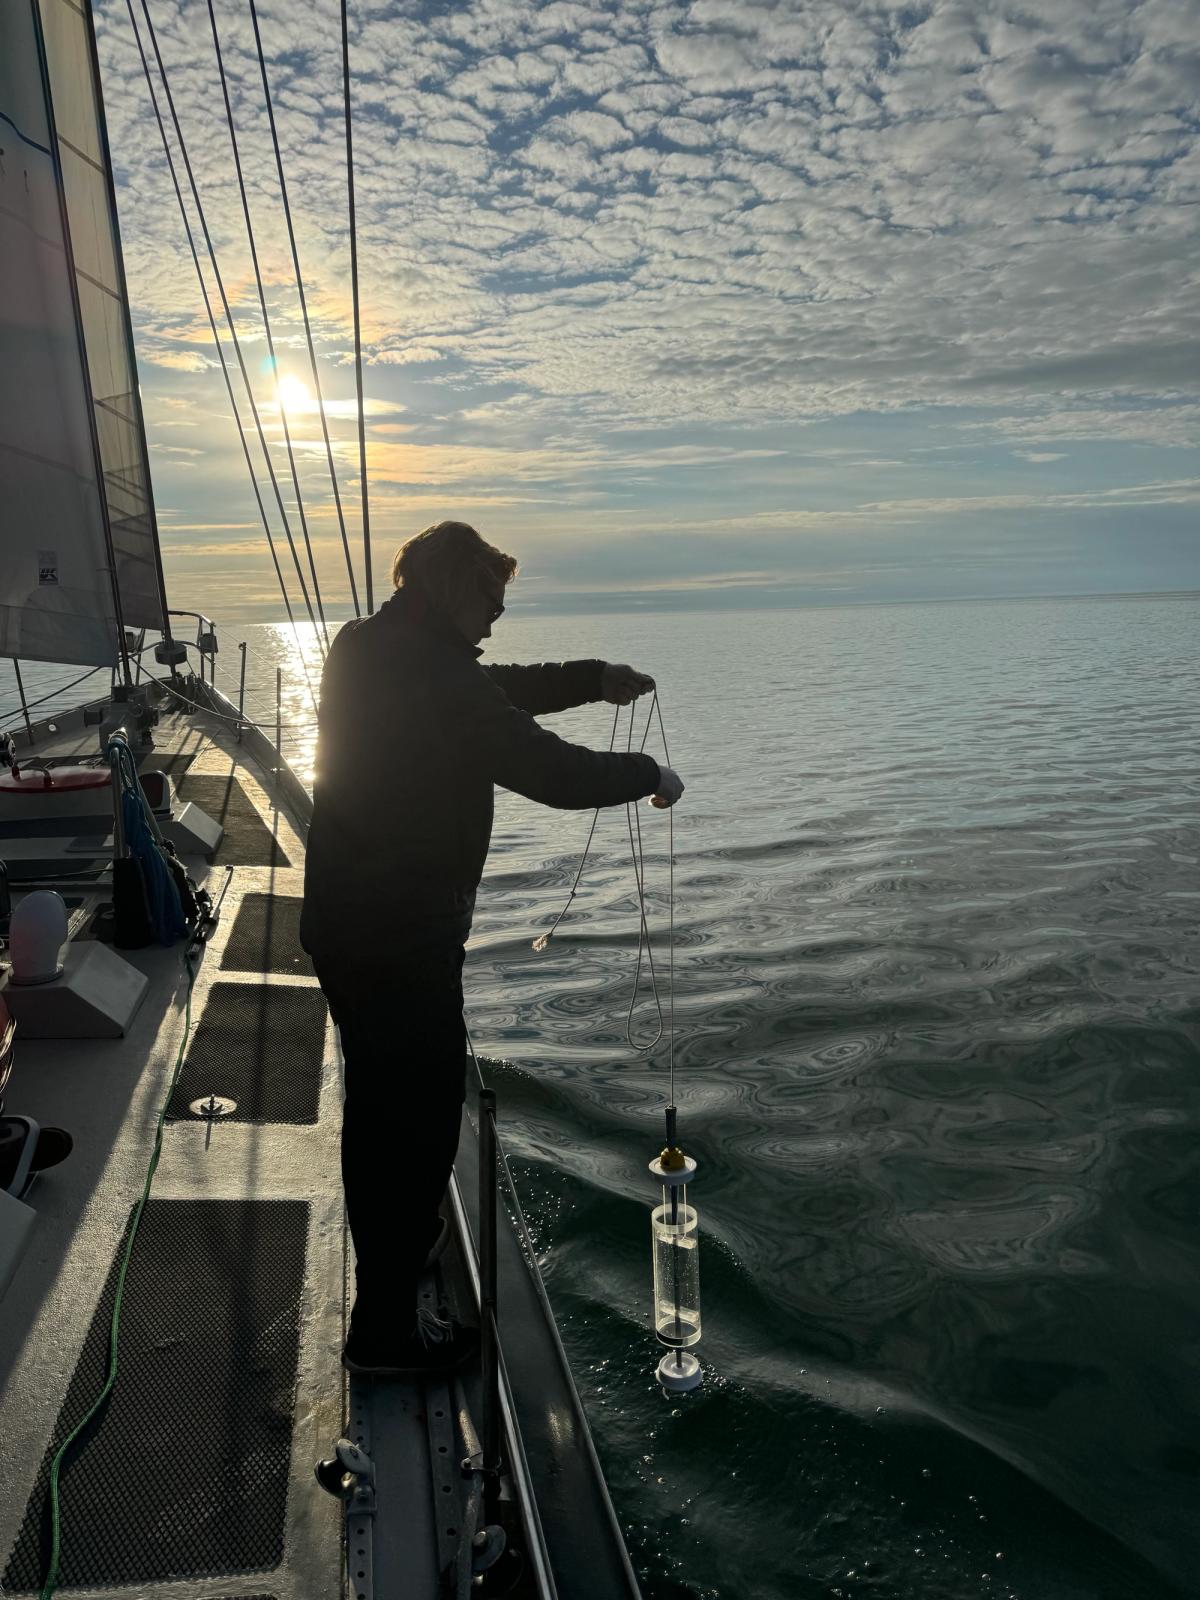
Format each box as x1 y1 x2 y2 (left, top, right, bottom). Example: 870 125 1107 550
221 894 313 976
3 1199 308 1591
167 981 326 1124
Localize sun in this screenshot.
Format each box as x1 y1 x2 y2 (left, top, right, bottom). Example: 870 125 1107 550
276 373 313 416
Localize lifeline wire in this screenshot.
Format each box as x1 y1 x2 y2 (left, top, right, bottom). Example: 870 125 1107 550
0 665 105 727
465 1022 550 1276
38 954 198 1600
123 0 319 719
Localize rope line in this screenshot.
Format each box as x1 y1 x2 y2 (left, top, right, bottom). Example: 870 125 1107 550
135 0 324 658
530 703 618 954
645 694 676 1102
341 0 373 614
206 0 330 654
623 696 668 1054
246 0 361 621
125 0 318 718
530 693 676 1083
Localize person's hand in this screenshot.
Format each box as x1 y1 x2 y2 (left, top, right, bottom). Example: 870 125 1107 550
650 764 684 808
601 662 655 705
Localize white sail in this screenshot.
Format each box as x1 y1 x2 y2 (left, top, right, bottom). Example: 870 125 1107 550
0 0 165 669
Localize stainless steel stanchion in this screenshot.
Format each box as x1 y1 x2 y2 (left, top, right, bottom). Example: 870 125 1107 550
11 660 34 743
237 642 247 742
274 666 282 776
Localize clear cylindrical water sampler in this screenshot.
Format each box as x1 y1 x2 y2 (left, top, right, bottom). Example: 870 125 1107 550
649 1135 702 1392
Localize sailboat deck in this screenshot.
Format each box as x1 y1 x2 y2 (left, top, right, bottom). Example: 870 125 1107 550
0 703 433 1599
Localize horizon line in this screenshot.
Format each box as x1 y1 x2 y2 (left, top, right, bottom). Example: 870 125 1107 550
203 585 1200 627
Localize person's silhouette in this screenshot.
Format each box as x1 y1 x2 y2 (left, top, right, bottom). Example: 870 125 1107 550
301 520 682 1375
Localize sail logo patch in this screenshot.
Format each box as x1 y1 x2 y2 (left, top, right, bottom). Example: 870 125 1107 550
38 550 59 585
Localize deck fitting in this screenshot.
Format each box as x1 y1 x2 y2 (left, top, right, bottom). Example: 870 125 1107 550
190 1094 238 1119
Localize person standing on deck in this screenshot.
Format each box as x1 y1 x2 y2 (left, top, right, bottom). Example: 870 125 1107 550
300 520 685 1376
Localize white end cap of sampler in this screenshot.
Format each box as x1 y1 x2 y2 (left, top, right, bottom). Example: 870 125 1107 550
656 1350 702 1392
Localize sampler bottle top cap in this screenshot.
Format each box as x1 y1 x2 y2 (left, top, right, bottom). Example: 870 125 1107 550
649 1151 697 1185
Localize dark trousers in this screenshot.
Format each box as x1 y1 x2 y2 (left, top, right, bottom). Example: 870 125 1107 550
314 943 467 1333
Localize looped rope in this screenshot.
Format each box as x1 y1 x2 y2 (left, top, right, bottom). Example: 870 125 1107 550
531 692 676 1098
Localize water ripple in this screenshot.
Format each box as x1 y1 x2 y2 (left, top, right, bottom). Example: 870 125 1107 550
236 596 1198 1599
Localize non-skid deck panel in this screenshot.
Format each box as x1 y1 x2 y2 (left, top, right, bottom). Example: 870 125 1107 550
173 772 290 867
166 981 327 1124
139 752 197 774
221 894 313 976
3 1199 308 1593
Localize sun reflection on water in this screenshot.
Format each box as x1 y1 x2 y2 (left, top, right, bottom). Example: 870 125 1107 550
231 619 330 787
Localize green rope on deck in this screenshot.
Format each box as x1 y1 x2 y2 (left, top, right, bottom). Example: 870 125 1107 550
38 953 197 1600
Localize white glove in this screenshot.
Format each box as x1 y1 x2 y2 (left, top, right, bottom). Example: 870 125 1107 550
650 764 684 808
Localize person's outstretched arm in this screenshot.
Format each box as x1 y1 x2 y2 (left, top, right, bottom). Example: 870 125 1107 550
482 659 605 716
463 665 661 809
483 660 656 717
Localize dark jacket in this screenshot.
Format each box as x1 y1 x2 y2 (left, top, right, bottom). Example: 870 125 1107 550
300 587 660 960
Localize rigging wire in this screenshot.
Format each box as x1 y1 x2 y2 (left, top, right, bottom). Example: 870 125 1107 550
341 0 373 615
124 0 318 717
134 0 326 663
246 0 361 621
0 665 106 726
205 0 330 654
146 669 305 742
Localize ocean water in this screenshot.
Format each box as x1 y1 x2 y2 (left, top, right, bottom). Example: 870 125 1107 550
6 593 1198 1599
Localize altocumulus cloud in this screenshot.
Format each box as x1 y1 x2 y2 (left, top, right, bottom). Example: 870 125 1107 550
93 0 1199 614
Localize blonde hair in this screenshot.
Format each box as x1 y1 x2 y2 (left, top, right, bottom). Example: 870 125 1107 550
392 521 517 614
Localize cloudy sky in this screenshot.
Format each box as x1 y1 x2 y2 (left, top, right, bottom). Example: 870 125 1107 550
95 0 1199 620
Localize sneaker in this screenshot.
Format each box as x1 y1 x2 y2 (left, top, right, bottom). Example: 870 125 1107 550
341 1305 480 1377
